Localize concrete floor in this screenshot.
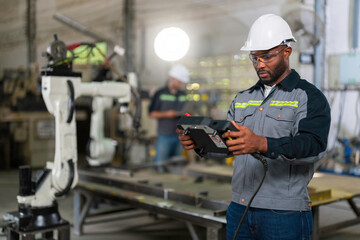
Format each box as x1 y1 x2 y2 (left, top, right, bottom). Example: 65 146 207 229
1 169 360 240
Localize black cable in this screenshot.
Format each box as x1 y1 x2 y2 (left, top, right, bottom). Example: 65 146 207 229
66 80 75 123
232 153 268 240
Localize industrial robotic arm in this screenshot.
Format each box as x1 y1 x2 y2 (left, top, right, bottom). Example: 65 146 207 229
12 36 131 232
86 73 138 167
40 73 131 200
86 96 117 166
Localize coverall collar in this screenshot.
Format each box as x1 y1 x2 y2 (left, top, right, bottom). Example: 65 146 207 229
249 69 300 93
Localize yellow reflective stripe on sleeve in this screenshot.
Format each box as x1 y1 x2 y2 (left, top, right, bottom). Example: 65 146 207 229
270 100 299 108
235 100 263 108
160 94 176 101
178 95 187 102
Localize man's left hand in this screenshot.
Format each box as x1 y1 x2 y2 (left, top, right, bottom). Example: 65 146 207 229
222 121 268 155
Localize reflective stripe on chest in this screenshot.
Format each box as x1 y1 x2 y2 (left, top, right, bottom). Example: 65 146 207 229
235 100 299 108
160 94 187 102
235 100 263 108
270 100 299 108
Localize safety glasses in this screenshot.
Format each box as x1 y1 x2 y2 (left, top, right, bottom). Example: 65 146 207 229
249 46 288 64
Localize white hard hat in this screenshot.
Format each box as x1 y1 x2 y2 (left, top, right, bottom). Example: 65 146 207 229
240 14 296 51
168 64 189 83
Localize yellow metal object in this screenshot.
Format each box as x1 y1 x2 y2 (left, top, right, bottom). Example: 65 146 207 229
226 156 235 165
150 149 156 157
67 42 107 64
182 150 188 158
201 94 209 101
308 187 332 202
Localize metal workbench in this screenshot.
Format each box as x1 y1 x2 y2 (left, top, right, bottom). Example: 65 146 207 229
73 163 360 240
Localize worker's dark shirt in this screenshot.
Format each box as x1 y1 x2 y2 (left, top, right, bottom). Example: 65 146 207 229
149 86 187 135
227 69 331 211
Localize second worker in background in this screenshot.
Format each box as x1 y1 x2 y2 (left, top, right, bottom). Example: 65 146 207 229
149 64 189 172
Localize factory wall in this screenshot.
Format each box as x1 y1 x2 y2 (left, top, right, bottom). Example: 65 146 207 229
0 0 318 86
0 0 359 145
0 0 126 79
138 1 294 89
325 0 360 149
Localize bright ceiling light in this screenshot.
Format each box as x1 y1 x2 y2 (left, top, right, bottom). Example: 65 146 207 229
154 27 190 62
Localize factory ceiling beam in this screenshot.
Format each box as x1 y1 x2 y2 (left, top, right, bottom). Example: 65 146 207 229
134 0 284 28
53 13 116 46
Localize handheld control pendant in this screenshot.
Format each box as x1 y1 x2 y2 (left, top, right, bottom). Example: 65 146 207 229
177 116 238 158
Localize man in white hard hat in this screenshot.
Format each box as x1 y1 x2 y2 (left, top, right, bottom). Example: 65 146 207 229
177 14 331 239
149 64 189 171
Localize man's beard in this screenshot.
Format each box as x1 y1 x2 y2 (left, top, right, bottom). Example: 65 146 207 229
257 59 287 86
258 70 278 86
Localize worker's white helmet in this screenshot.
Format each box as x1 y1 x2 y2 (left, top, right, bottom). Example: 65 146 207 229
240 14 296 51
168 64 189 83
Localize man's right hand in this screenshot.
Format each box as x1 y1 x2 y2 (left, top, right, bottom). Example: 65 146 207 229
166 110 180 118
176 128 196 150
